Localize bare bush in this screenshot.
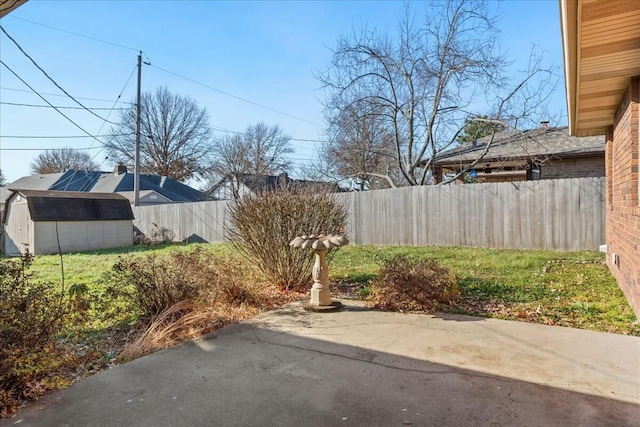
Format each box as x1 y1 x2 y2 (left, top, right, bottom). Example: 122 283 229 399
112 253 283 361
133 224 176 245
367 256 460 312
0 254 72 417
102 248 264 319
227 187 348 290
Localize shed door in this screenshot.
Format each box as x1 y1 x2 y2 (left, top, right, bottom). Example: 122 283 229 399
4 199 31 255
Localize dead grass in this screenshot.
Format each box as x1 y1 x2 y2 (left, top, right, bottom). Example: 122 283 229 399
120 301 221 361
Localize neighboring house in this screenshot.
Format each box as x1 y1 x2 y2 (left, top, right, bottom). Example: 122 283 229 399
0 186 11 216
560 0 640 317
8 165 210 205
431 126 605 183
2 190 133 255
209 172 341 200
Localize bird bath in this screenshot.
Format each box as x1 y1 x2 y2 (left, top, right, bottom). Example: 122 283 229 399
289 234 349 312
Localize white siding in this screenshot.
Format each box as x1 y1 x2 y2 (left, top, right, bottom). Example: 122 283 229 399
211 180 254 200
33 220 133 254
140 192 171 205
3 198 32 255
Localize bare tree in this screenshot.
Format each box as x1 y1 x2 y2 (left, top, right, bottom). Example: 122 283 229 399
205 122 292 196
321 101 399 190
105 86 212 182
318 0 557 186
30 148 99 174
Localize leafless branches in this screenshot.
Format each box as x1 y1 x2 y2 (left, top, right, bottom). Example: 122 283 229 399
105 86 213 182
205 122 292 195
318 0 558 187
321 102 399 190
29 147 99 174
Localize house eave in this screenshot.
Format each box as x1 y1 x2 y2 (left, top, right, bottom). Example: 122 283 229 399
560 0 640 137
0 0 29 18
559 0 578 136
433 150 603 168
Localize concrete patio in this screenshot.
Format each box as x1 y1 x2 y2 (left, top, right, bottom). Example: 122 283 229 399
4 300 639 426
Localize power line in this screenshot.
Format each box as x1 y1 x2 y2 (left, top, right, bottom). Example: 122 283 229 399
88 64 138 156
149 63 322 127
0 60 106 145
7 15 140 52
0 86 136 105
209 126 329 144
0 134 132 139
94 147 110 169
210 125 244 135
291 137 328 143
0 101 126 110
0 25 119 125
2 18 322 129
0 147 100 151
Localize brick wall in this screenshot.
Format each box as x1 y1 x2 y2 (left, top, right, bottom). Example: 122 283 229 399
542 156 605 180
607 76 640 318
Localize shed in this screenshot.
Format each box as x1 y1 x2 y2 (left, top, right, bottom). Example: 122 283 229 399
2 190 134 255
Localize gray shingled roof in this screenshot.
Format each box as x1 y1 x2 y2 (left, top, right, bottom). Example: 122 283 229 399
0 187 12 204
8 190 134 222
9 172 67 192
433 126 605 166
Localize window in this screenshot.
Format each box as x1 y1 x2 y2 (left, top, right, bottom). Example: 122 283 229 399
526 164 540 180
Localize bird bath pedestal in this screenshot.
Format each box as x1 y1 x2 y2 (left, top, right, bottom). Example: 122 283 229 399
290 234 349 312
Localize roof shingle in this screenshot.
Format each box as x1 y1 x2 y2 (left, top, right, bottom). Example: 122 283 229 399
433 126 604 166
9 190 134 222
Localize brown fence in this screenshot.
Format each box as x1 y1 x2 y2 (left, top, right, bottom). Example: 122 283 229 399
132 177 605 251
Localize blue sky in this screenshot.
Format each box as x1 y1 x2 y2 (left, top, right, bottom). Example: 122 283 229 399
0 0 566 184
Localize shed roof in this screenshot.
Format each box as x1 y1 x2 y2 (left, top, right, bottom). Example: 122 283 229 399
432 126 604 166
6 190 134 222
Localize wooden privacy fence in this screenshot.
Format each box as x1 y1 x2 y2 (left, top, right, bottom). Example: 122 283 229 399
132 177 605 251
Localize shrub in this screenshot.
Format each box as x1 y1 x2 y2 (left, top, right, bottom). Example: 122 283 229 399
133 224 175 245
0 254 72 417
102 248 262 318
227 187 348 290
367 255 460 312
104 249 274 361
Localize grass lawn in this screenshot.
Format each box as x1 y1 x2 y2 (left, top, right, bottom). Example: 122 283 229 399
2 242 637 417
331 245 639 335
25 242 639 335
29 243 233 287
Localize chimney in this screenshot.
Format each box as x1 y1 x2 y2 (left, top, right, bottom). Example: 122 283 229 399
540 121 549 129
114 163 127 176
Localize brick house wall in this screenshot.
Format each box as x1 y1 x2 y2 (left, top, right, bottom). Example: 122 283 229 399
607 77 640 317
541 156 605 180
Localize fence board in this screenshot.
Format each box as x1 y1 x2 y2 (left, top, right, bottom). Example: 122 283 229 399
131 177 605 251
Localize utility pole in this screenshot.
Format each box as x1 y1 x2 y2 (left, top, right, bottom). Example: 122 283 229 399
134 51 142 207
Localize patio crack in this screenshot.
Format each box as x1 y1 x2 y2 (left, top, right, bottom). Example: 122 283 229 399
244 332 522 384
